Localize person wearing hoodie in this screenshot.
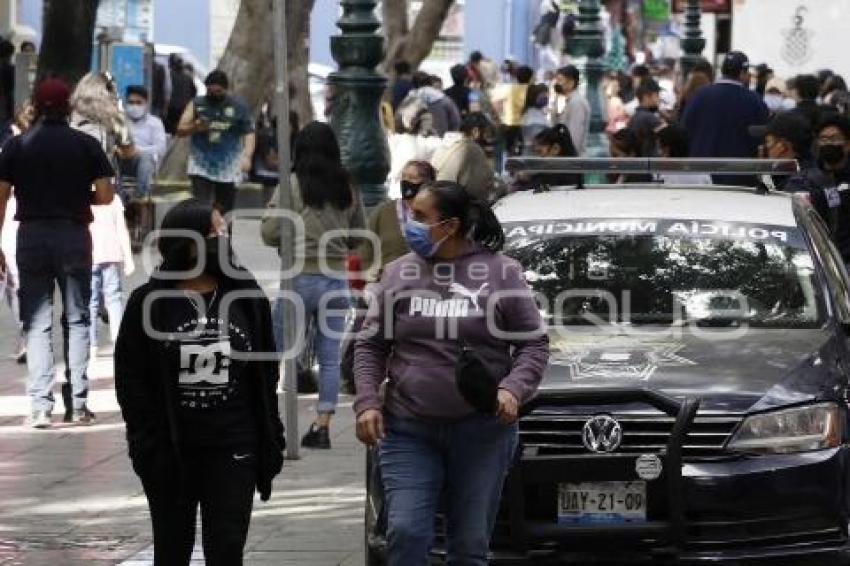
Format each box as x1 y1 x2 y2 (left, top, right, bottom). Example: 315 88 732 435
431 112 497 202
411 71 461 136
354 181 549 566
115 198 284 565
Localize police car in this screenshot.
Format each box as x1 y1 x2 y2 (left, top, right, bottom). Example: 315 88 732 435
365 159 850 564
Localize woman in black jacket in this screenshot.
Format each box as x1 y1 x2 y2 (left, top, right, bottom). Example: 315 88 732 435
115 198 284 565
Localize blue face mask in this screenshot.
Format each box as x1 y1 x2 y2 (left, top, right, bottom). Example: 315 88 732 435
403 219 449 258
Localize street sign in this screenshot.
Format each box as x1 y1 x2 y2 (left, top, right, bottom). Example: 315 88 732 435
96 0 154 42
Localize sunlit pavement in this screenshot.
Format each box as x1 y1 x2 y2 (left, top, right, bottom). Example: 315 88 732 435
0 212 367 565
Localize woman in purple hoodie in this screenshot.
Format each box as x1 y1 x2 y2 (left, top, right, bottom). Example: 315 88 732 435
354 181 549 565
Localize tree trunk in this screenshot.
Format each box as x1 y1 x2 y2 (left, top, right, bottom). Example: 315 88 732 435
37 0 100 85
382 0 409 77
159 0 315 180
287 0 315 123
383 0 455 75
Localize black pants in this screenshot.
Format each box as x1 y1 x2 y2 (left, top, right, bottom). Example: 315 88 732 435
140 446 257 566
191 176 237 214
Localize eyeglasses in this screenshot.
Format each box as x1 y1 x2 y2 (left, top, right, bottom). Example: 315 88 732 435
818 135 847 145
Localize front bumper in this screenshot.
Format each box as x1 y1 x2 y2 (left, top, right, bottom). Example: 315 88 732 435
368 389 850 564
479 446 850 564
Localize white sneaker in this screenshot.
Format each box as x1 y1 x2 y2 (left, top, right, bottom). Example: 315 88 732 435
26 410 51 429
89 346 98 360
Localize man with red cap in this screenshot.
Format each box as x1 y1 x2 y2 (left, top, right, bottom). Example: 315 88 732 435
0 78 115 429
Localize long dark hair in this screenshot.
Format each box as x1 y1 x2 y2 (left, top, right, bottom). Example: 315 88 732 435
157 198 213 263
293 121 352 210
157 198 214 272
535 124 577 156
424 181 505 253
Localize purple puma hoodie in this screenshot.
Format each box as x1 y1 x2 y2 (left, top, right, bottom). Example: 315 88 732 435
354 246 549 421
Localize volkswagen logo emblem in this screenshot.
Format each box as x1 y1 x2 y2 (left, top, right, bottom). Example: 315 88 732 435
582 415 623 454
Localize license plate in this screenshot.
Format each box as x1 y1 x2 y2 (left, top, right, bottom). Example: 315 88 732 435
558 481 647 524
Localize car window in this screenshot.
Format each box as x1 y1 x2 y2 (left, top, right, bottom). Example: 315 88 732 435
806 211 850 323
504 218 823 329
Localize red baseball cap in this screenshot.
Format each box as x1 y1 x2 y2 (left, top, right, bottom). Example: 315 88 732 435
34 78 70 113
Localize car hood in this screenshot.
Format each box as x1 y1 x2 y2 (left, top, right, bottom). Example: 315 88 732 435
540 327 840 413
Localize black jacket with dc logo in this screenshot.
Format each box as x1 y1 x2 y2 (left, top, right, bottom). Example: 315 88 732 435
115 272 285 501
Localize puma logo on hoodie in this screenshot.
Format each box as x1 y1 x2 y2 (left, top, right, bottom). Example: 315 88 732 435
408 283 489 318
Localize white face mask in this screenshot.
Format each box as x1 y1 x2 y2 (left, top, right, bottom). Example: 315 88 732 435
764 93 785 112
126 103 146 120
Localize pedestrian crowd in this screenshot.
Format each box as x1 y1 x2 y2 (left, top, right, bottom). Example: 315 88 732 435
3 39 850 566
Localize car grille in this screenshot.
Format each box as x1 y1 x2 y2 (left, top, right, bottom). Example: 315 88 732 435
519 411 741 461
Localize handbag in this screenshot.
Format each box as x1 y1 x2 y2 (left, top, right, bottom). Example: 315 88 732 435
455 340 508 414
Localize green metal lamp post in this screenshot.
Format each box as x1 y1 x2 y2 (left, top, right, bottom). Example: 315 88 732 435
679 0 706 82
566 0 609 161
329 0 391 209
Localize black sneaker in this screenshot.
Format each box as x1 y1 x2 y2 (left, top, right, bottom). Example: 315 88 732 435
301 424 331 449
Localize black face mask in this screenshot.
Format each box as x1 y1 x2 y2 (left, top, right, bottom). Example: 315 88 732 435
553 84 565 95
819 143 847 166
400 180 423 200
206 93 226 105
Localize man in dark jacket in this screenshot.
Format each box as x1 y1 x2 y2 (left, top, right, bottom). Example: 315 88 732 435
164 54 197 134
789 74 826 129
809 115 850 265
627 78 663 157
444 63 471 117
682 51 769 185
750 111 826 193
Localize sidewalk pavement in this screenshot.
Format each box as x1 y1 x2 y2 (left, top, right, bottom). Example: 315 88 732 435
0 217 368 565
0 352 367 566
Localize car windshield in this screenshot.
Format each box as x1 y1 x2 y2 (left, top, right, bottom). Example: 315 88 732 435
504 218 823 329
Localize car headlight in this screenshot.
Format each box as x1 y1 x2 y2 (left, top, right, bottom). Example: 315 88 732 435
726 403 842 455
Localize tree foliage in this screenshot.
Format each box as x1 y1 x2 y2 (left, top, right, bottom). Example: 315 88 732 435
160 0 315 180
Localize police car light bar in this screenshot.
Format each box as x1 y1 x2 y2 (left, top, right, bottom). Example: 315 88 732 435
504 158 800 176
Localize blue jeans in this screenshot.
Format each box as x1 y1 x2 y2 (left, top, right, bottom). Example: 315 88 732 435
378 413 519 566
290 274 348 414
90 262 124 345
120 152 157 197
17 221 92 412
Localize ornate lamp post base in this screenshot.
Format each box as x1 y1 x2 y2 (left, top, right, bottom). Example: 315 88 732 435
329 0 391 209
680 0 706 81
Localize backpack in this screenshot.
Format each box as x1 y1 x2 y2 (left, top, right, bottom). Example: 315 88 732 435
394 91 436 136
